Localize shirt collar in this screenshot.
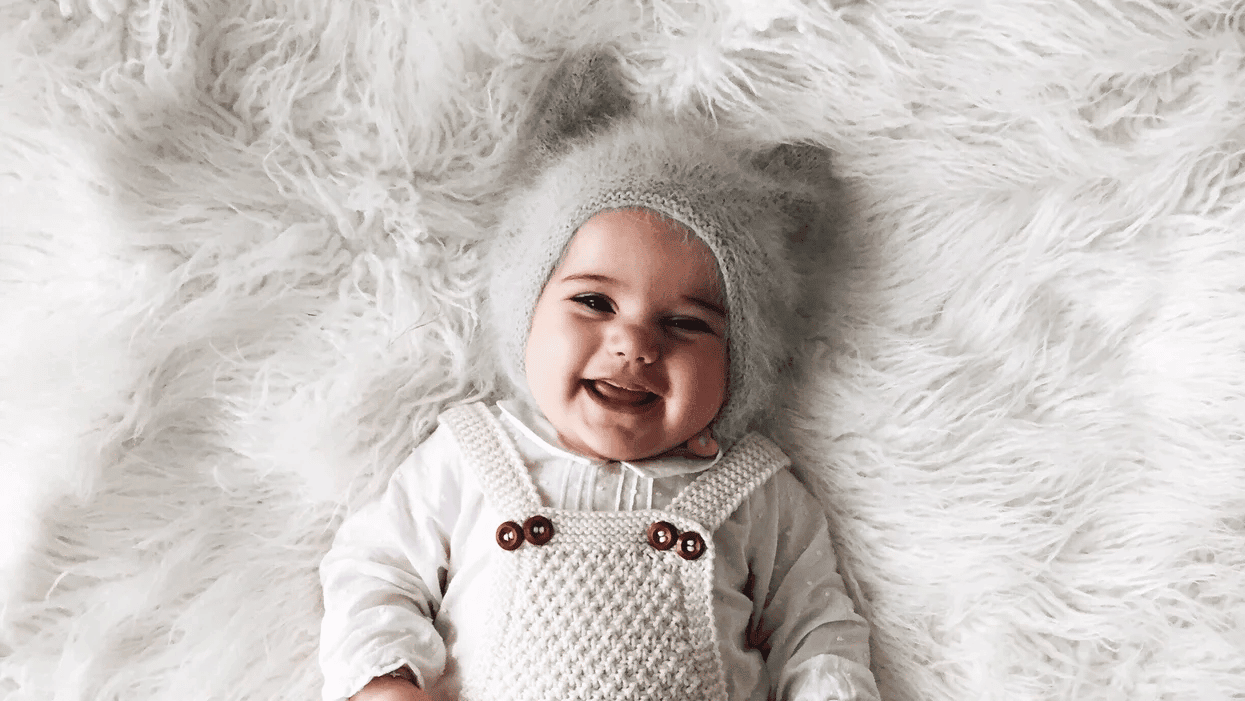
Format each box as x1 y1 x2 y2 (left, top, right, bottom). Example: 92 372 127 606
497 399 722 479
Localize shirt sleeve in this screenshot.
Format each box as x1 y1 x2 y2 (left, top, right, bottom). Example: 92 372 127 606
318 423 462 701
749 469 880 701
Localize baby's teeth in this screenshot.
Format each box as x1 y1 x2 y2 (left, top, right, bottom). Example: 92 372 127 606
594 381 649 403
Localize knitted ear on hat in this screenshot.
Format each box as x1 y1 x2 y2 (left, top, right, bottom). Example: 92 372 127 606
515 48 634 166
751 142 838 242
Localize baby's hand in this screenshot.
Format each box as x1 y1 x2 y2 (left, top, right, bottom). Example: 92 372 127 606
684 428 718 458
349 675 432 701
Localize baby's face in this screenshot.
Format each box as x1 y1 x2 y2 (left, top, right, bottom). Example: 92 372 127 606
524 209 727 462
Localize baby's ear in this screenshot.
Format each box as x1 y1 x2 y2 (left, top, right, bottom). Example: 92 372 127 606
517 48 633 162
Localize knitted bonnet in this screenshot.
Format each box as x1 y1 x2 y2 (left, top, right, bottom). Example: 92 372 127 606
486 51 831 448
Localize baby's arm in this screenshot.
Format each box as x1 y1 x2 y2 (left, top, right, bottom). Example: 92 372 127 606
748 470 880 701
319 426 461 701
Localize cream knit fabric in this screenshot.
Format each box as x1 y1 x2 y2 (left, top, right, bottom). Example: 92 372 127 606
440 402 789 701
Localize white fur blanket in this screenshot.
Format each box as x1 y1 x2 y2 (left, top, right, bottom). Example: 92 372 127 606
2 1 1243 699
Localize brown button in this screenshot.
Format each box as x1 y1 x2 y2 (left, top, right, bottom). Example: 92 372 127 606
523 515 555 546
496 521 524 551
676 531 705 560
646 521 679 551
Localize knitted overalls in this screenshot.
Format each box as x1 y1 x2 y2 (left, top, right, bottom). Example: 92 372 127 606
441 403 789 701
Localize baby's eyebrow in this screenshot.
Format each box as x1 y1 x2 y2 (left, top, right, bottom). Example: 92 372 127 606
686 296 726 317
560 273 616 284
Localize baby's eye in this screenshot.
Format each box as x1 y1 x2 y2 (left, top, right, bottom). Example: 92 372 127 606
666 317 715 335
572 293 615 313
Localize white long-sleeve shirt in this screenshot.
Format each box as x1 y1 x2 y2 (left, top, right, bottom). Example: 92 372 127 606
319 401 879 701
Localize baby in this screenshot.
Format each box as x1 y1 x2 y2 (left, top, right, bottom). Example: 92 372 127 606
318 54 879 701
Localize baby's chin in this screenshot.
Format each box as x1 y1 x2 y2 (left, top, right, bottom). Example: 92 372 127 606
562 431 702 463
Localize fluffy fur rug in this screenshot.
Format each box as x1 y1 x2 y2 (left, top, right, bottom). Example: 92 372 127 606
2 0 1243 699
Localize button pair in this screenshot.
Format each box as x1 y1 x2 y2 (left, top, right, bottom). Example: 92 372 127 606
646 521 705 561
495 515 555 551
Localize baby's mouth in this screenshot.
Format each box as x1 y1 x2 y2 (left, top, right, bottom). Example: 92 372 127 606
584 379 658 407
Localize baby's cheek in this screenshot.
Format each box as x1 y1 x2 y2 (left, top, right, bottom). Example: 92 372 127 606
700 349 729 409
679 356 727 420
529 317 593 398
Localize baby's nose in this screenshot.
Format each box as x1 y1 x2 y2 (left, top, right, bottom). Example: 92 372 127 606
608 322 659 364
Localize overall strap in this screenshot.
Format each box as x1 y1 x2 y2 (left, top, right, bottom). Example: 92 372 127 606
440 402 541 518
668 433 790 532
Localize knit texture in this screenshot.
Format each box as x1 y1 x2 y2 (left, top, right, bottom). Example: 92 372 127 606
485 58 832 446
440 402 787 701
668 432 791 532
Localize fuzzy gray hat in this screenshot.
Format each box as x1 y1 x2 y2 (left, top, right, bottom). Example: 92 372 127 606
485 51 832 448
